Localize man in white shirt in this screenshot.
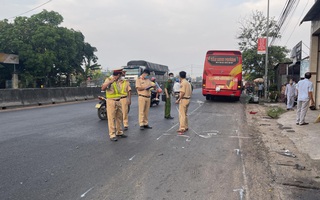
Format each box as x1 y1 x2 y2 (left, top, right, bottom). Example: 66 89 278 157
173 79 180 100
285 79 296 111
295 72 315 125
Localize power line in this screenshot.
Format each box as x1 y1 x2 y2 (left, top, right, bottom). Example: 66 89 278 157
270 0 299 45
284 0 310 46
280 0 300 42
7 0 53 19
302 41 310 50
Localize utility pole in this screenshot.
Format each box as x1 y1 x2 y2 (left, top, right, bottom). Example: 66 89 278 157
264 0 270 99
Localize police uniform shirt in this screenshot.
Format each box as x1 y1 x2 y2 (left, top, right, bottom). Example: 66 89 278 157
165 80 173 94
180 79 192 98
136 77 152 96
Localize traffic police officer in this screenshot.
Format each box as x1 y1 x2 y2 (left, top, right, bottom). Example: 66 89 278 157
101 70 127 141
118 70 131 130
135 69 153 130
175 71 192 134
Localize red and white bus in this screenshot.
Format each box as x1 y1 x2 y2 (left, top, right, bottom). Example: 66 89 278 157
202 50 242 100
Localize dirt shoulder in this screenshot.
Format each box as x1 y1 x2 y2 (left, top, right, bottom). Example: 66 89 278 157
245 103 320 200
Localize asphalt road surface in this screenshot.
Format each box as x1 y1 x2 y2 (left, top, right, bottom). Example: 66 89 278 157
0 89 251 200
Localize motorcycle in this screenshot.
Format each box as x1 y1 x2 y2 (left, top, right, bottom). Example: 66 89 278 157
96 95 107 120
95 95 131 120
150 90 160 107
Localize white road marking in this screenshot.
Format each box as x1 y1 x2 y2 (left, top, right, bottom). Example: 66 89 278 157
165 99 204 134
129 155 136 161
229 136 251 139
233 188 244 200
80 187 94 198
235 129 250 198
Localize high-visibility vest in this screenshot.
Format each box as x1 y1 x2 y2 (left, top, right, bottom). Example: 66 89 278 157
106 79 121 99
119 80 128 96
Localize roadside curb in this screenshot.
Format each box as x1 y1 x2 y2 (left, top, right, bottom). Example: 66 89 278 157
245 102 320 199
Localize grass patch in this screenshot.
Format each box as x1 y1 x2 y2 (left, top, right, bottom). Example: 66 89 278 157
266 106 286 118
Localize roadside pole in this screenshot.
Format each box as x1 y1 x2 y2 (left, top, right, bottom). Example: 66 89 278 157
264 0 270 99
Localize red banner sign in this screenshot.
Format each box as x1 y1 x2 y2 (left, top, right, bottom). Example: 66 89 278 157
257 38 267 54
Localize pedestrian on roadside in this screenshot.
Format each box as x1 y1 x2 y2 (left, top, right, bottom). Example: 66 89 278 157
175 71 192 135
118 70 131 131
135 69 154 130
285 79 296 111
101 70 127 142
258 82 264 98
164 73 174 119
296 72 315 126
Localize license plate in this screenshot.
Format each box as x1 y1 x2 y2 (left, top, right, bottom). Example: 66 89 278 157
95 104 101 109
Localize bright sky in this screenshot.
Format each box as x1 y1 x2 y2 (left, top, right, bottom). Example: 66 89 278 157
1 0 314 77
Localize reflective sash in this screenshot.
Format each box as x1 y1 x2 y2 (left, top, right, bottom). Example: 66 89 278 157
106 80 121 98
120 80 128 96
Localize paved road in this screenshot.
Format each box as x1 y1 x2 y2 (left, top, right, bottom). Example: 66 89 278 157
0 89 250 200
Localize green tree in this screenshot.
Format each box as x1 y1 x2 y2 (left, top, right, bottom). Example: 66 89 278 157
237 10 290 82
0 10 98 88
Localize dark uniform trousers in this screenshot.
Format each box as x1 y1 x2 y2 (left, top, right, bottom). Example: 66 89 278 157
165 95 171 118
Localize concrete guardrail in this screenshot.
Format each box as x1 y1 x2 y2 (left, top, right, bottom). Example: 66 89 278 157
0 87 101 109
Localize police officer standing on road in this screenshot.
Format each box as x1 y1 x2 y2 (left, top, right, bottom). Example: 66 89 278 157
135 69 154 130
175 71 192 134
118 70 131 131
164 73 174 119
101 70 127 141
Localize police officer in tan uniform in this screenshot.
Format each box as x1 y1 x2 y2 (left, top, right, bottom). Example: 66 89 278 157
135 69 154 130
118 71 131 130
101 70 127 141
175 71 192 134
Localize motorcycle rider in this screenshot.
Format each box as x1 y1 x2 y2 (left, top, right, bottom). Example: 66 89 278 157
173 79 180 100
118 70 131 131
101 70 127 142
150 77 162 101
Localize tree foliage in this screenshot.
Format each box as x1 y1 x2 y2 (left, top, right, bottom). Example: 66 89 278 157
237 10 290 81
0 10 98 88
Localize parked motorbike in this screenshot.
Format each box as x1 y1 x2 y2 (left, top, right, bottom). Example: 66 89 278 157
95 95 131 120
150 90 160 107
96 96 107 120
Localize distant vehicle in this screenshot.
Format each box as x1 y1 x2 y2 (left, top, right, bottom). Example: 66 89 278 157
122 60 169 82
202 50 242 101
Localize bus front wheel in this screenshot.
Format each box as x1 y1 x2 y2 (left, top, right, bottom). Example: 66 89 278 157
206 95 210 101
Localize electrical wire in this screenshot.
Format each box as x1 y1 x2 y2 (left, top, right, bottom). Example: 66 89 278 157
280 0 300 41
284 0 310 46
7 0 53 19
302 41 310 50
270 0 299 45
